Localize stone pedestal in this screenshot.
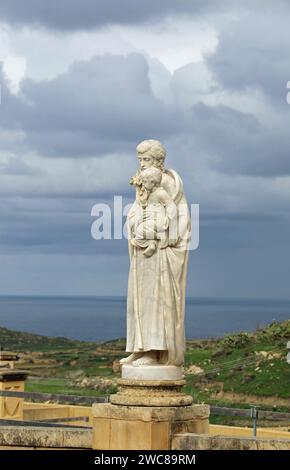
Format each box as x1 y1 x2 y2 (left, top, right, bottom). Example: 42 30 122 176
0 351 19 369
92 402 209 450
111 377 193 407
0 370 28 420
92 370 210 450
122 364 184 381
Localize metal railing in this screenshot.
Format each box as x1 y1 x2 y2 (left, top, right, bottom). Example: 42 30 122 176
210 405 290 437
0 390 108 429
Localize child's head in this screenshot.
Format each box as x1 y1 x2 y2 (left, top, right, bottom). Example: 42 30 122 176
141 167 162 191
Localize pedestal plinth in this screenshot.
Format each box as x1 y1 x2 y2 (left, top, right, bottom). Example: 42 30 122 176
110 378 193 407
92 365 210 450
121 363 184 381
92 402 209 450
0 370 28 420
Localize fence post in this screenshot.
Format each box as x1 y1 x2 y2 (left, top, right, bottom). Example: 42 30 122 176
250 405 259 437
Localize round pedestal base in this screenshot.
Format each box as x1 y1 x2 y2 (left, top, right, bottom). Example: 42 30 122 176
110 376 193 407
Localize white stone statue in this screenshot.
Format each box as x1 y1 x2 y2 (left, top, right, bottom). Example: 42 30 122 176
120 140 191 370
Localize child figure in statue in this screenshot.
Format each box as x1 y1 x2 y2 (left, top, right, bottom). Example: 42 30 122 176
131 167 177 257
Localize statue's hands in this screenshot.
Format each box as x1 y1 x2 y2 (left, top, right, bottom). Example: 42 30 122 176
168 238 179 247
160 238 179 249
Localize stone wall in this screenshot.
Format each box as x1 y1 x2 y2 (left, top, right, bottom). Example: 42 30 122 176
1 425 290 450
0 425 92 450
172 433 290 450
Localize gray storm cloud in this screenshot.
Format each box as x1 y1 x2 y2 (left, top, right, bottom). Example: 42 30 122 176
0 0 234 30
207 9 290 104
0 54 184 157
0 2 290 297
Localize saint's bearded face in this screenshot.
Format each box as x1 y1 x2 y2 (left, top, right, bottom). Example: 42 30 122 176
137 153 154 170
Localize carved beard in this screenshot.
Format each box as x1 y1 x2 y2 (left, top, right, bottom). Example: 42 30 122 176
129 161 165 207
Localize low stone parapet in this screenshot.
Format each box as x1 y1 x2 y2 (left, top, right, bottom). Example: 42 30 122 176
172 433 290 450
0 425 92 450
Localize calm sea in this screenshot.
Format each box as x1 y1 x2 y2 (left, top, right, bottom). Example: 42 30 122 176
0 296 289 342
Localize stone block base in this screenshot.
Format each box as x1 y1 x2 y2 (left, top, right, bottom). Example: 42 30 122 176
0 370 28 420
92 403 210 450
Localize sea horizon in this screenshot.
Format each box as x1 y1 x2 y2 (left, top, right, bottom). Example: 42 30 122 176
1 294 290 302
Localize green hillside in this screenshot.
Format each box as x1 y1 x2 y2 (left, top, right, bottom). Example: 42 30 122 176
0 320 289 415
0 326 92 351
185 320 290 402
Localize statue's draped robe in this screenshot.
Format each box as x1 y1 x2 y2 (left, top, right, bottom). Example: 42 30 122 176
126 169 191 366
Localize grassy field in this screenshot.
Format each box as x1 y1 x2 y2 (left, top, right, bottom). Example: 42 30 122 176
1 320 289 422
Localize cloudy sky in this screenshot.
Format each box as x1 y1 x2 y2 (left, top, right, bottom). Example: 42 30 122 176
0 0 290 299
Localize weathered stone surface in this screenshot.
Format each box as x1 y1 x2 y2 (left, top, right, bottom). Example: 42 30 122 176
110 378 193 407
0 425 92 449
0 370 28 381
0 351 19 370
0 371 27 420
110 394 192 407
92 403 210 450
172 433 290 451
93 403 208 422
117 378 186 387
